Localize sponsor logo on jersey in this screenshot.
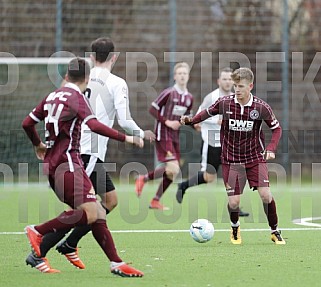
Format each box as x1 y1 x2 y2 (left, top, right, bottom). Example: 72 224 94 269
172 105 188 116
91 78 105 86
86 194 96 199
250 109 259 119
229 119 254 131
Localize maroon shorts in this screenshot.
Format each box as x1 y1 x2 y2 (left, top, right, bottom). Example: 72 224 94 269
48 163 96 208
222 162 269 196
155 140 180 162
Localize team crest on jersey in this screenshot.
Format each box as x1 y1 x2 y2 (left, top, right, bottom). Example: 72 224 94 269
185 98 191 106
250 109 259 120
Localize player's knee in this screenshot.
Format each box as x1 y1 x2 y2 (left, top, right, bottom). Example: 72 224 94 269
85 210 98 224
228 197 240 209
165 163 180 180
260 193 272 204
258 187 272 204
81 202 99 224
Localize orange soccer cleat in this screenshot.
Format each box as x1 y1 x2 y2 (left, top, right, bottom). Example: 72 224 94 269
56 241 86 269
25 225 43 257
149 199 170 211
135 176 146 197
111 262 144 278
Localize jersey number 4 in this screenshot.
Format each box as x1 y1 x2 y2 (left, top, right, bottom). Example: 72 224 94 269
44 103 64 136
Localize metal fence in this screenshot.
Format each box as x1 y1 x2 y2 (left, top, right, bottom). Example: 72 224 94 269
1 0 321 180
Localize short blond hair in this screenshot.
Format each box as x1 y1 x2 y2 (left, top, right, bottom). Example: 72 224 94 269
173 62 190 74
231 67 254 84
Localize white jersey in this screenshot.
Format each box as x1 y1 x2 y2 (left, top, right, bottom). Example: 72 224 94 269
80 67 144 161
198 88 233 147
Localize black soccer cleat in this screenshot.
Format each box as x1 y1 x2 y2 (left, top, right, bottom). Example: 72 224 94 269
26 252 60 273
176 183 186 204
56 241 85 269
239 209 250 217
56 241 75 254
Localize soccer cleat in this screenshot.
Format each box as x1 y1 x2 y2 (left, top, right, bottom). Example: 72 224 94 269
25 225 43 257
135 176 145 197
271 230 286 245
230 225 242 244
56 241 86 269
239 209 250 217
111 262 144 278
26 252 60 273
149 199 170 211
176 183 186 204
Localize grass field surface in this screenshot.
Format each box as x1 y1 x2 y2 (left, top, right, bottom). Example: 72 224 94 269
1 180 321 287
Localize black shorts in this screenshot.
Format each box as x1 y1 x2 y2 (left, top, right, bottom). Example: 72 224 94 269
81 154 115 196
201 144 221 174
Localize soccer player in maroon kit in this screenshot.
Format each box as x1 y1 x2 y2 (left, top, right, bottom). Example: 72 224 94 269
135 62 193 210
181 67 286 245
22 57 144 276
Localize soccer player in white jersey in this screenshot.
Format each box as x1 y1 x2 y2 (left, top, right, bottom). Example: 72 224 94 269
181 67 285 245
176 68 249 217
34 38 155 274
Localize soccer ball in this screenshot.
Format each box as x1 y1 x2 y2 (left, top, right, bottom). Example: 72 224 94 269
189 219 214 243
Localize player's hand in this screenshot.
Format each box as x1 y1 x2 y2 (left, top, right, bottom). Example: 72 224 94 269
34 142 47 160
165 120 181 130
143 130 156 142
263 150 275 160
125 135 144 148
194 123 201 132
180 115 193 125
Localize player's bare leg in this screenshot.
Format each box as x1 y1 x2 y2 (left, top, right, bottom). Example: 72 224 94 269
176 171 215 203
150 160 179 210
135 166 166 197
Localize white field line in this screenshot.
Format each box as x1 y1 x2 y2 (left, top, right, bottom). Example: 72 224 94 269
1 217 319 235
1 226 321 235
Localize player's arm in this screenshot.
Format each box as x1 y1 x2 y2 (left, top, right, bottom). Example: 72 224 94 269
22 115 47 160
181 97 220 125
115 81 155 142
149 101 167 124
117 105 155 141
263 108 282 160
264 125 282 160
86 118 143 148
149 90 180 130
180 109 213 126
150 104 180 130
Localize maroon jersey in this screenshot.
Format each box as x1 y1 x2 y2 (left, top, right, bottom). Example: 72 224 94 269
29 83 96 174
192 94 282 164
150 85 193 143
